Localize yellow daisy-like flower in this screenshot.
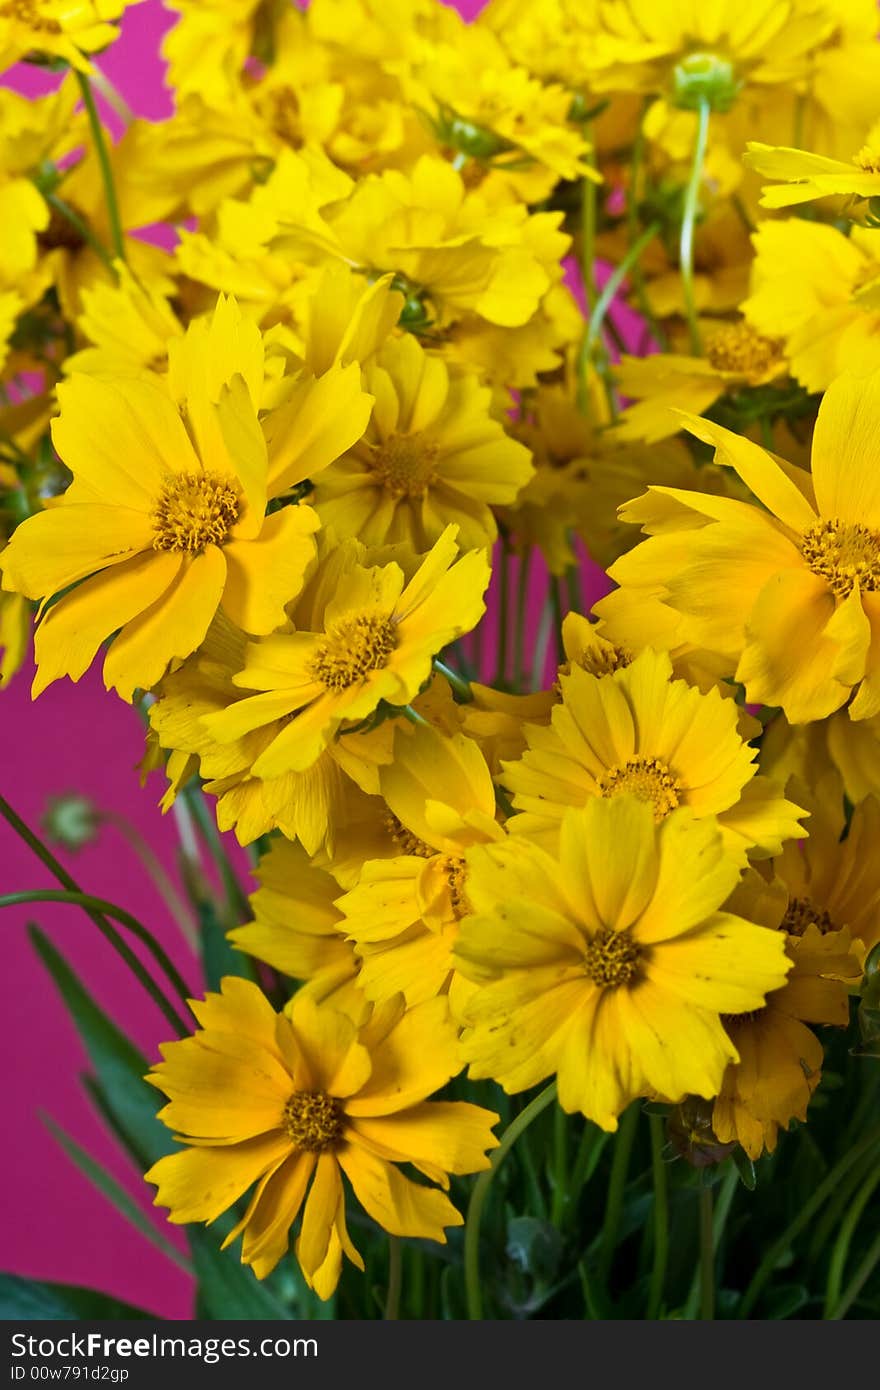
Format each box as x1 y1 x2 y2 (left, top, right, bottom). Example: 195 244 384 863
203 525 490 776
761 707 880 811
230 840 366 1020
503 647 805 858
337 721 504 1013
0 298 372 700
743 219 880 392
612 321 787 444
0 0 134 72
605 370 880 723
711 871 860 1157
745 120 880 210
146 979 499 1297
313 334 533 551
455 797 792 1130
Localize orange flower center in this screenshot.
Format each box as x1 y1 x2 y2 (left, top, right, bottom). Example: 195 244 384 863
781 895 836 936
853 145 880 174
152 471 240 552
597 755 681 822
383 812 435 858
801 519 880 597
283 1090 344 1152
704 321 783 381
1 0 61 31
309 611 398 690
584 926 641 988
369 432 439 497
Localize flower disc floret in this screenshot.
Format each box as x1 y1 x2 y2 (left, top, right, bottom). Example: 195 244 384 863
152 471 240 553
283 1090 345 1152
597 754 682 822
800 519 880 598
309 612 399 691
583 927 642 988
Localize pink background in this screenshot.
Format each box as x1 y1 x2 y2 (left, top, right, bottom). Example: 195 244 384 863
1 0 607 1321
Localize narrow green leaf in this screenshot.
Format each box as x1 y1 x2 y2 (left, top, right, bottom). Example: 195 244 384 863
41 1112 192 1275
28 924 173 1167
190 1224 291 1320
0 1273 151 1321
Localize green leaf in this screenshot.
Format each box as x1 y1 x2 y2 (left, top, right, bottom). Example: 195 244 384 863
28 924 172 1168
765 1283 810 1319
190 1224 291 1320
41 1112 192 1275
197 895 255 993
0 1273 152 1321
506 1216 564 1286
732 1147 757 1190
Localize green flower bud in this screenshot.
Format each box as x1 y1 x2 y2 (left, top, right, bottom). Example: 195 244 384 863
671 52 741 113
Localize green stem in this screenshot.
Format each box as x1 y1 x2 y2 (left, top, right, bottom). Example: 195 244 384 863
402 704 430 727
577 158 597 414
627 110 667 350
598 1102 639 1286
578 221 661 386
384 1237 402 1320
44 192 114 271
824 1163 880 1317
102 810 198 949
830 1230 880 1320
738 1126 880 1318
679 97 711 355
647 1114 669 1319
183 783 250 925
76 70 126 263
0 794 191 1035
433 657 473 703
699 1185 715 1320
495 537 510 686
551 577 566 665
464 1082 558 1319
551 1101 569 1227
0 890 192 1023
513 546 532 692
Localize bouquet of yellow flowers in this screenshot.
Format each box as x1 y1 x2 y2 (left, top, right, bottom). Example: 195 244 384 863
2 0 880 1323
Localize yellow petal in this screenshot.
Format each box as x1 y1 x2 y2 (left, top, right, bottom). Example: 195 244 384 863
338 1142 461 1241
1 503 154 599
145 1132 291 1224
221 506 320 635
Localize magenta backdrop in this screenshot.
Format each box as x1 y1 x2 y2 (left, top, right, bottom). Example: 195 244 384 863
1 0 608 1320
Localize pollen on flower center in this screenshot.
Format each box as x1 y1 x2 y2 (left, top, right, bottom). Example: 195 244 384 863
584 926 641 988
578 642 632 678
1 0 60 30
780 895 836 936
283 1090 344 1152
704 321 783 380
383 811 435 858
853 144 880 174
152 471 240 552
801 518 880 597
597 755 682 822
309 611 398 690
369 432 440 497
444 854 470 919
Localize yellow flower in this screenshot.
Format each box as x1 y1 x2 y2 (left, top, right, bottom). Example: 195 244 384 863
313 334 533 551
455 797 792 1130
203 526 490 775
0 587 29 685
230 839 366 1020
337 721 504 1013
761 707 880 809
612 321 787 444
582 0 834 106
0 297 371 700
712 872 859 1157
606 370 880 723
146 979 499 1296
743 219 880 392
502 647 805 859
162 0 278 108
0 0 134 71
64 266 184 379
745 120 880 210
147 610 396 853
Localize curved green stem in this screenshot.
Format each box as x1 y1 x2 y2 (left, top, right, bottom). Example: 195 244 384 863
699 1185 715 1320
513 547 532 691
384 1236 402 1320
647 1114 669 1319
578 221 661 387
0 889 193 1028
830 1229 880 1320
402 704 430 727
44 192 114 271
679 97 711 355
495 537 510 686
0 794 191 1034
76 71 126 263
824 1162 880 1317
464 1081 558 1319
739 1127 880 1318
433 658 473 703
598 1102 639 1286
551 1101 569 1227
